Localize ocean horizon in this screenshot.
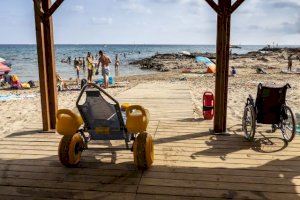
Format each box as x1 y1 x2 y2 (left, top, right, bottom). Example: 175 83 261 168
1 44 300 82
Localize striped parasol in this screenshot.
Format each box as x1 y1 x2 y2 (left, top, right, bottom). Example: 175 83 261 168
0 57 6 63
0 62 11 75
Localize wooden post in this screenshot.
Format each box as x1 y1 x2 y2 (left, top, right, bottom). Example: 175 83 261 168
34 0 51 131
42 0 58 130
205 0 245 133
214 0 232 133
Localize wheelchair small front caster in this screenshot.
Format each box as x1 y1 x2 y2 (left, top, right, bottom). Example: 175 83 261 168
271 124 277 133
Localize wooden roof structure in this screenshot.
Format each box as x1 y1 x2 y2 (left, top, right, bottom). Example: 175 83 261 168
33 0 245 133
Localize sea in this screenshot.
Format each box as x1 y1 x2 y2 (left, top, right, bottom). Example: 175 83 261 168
0 44 289 82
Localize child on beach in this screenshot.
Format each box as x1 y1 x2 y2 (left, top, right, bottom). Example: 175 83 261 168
231 67 237 77
98 50 111 89
56 73 67 91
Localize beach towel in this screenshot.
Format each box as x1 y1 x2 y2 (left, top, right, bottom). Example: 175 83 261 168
281 68 300 74
0 94 36 101
21 83 31 89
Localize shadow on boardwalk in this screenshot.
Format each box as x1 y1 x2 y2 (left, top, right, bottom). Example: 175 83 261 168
0 154 299 199
0 125 298 199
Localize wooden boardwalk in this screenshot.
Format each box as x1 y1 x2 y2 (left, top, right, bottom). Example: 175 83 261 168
1 82 300 199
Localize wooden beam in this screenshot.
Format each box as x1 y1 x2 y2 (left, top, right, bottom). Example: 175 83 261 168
214 0 232 133
230 0 245 13
205 0 220 14
33 0 51 131
42 0 58 130
33 0 45 19
45 0 64 18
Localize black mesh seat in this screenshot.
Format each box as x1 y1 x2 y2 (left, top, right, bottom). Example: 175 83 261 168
77 88 127 140
255 84 289 124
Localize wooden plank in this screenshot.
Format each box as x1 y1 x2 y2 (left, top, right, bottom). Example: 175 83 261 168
2 143 300 159
140 177 299 194
138 185 299 200
214 0 232 133
1 162 300 181
0 177 138 193
0 186 136 200
33 0 50 131
42 0 58 129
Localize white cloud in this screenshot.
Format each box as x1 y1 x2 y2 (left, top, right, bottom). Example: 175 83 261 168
91 17 113 25
122 2 152 14
113 0 152 14
70 5 84 13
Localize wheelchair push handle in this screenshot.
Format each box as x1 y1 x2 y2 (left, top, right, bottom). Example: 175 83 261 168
76 83 120 107
258 83 291 90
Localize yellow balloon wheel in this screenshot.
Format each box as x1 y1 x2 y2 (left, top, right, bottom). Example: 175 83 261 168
133 132 154 169
58 133 84 167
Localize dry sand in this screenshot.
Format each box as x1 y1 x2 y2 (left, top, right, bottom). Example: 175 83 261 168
1 54 299 137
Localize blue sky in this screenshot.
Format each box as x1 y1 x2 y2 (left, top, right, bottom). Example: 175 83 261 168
0 0 299 45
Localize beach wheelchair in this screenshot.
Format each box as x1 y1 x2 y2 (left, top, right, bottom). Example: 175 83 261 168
56 83 154 169
242 83 296 142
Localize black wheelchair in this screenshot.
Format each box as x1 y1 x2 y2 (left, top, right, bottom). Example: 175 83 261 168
242 83 296 142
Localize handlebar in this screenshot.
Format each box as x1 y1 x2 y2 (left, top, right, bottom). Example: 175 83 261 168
76 83 120 107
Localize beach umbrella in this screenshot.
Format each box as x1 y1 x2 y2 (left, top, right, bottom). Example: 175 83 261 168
0 62 11 75
0 57 6 63
196 56 214 66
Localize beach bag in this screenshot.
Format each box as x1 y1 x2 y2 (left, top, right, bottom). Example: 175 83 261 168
11 75 19 82
28 80 35 88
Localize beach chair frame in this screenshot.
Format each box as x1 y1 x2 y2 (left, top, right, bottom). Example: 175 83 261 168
242 83 296 142
57 83 154 169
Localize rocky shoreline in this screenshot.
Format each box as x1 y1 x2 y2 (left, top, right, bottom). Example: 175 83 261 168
129 48 300 72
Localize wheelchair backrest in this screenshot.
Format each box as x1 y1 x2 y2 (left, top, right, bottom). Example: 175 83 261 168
255 84 290 124
77 89 124 131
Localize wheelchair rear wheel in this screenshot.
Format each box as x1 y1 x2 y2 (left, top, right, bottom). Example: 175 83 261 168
280 105 296 142
242 105 256 141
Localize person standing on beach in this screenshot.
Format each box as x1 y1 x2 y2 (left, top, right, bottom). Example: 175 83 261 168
288 55 293 71
115 54 120 77
86 52 94 83
74 58 80 84
98 50 111 89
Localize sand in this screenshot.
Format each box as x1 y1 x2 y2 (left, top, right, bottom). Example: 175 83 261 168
1 54 300 137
